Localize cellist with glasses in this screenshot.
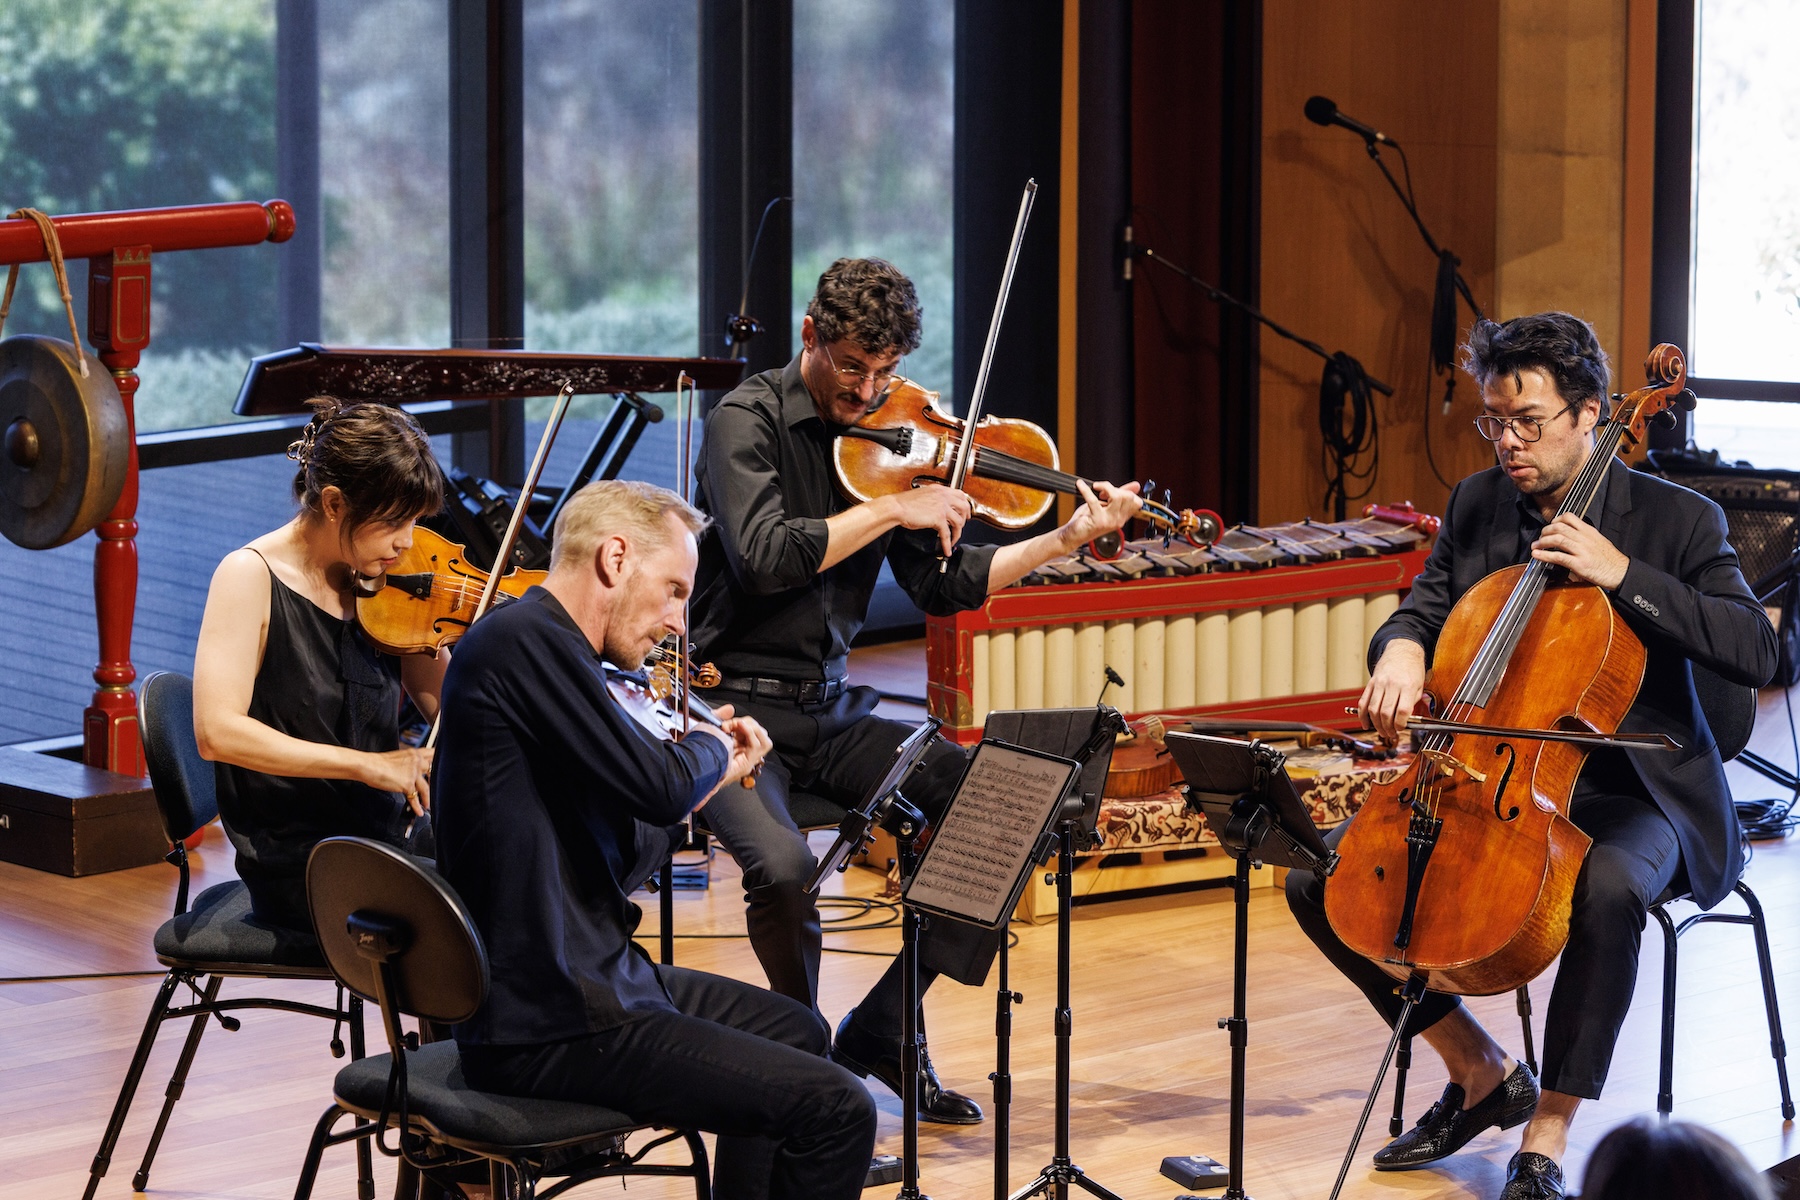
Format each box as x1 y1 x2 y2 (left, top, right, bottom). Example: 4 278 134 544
1283 312 1777 1200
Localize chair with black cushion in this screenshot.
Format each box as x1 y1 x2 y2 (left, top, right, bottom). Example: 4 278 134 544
82 671 368 1200
1649 663 1793 1117
295 836 711 1200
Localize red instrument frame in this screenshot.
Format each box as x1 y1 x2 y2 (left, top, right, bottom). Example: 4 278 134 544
926 548 1430 744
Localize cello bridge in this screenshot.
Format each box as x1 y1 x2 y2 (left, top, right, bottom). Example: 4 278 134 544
1418 747 1487 784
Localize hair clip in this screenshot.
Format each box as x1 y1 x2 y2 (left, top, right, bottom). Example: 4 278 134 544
286 419 320 466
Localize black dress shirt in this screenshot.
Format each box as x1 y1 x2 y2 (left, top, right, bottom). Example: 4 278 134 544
434 587 730 1046
1368 459 1777 908
692 356 997 682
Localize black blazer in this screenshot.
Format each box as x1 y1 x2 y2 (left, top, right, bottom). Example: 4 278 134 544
1370 460 1778 909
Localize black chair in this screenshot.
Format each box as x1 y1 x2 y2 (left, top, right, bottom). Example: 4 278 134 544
1649 664 1793 1118
295 836 711 1200
83 671 369 1200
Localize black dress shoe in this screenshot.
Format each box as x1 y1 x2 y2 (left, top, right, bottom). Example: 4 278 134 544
1500 1151 1564 1199
1372 1062 1539 1170
831 1013 984 1125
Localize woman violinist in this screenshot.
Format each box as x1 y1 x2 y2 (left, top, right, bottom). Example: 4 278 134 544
1284 313 1776 1200
192 397 446 934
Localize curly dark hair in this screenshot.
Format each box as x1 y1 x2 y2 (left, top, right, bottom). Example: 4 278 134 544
288 397 443 536
1460 312 1613 419
805 258 923 356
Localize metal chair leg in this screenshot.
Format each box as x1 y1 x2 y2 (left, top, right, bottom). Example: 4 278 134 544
293 1104 352 1200
1516 984 1538 1078
1738 882 1796 1119
347 995 375 1199
83 971 182 1200
1388 1033 1412 1136
132 973 225 1190
683 1128 713 1200
1654 902 1678 1115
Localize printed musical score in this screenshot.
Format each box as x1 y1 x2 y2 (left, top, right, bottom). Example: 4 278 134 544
906 743 1077 927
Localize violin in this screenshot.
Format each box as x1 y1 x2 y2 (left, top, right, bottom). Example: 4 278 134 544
613 635 759 789
832 378 1219 546
355 524 547 656
1324 345 1695 998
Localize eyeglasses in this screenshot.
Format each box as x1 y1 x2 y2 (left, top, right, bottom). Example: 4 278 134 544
1472 399 1578 443
819 343 903 398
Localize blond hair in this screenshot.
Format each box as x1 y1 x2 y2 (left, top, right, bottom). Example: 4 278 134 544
549 479 707 572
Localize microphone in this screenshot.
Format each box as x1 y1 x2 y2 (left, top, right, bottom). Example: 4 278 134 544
1303 95 1398 146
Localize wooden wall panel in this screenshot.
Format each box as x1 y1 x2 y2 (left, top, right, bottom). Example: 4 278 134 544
1259 0 1500 523
1495 0 1629 364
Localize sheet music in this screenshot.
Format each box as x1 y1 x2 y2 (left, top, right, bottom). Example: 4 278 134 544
905 743 1077 928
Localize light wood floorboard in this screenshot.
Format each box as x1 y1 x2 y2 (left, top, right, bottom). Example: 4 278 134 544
5 658 1800 1199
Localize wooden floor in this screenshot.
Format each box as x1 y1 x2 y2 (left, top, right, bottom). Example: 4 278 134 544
6 645 1800 1199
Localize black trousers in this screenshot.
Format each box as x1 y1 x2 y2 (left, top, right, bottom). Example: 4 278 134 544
1285 789 1682 1099
696 684 996 1036
459 965 877 1200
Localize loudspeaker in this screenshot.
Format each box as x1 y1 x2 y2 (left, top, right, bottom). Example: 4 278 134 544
1646 457 1800 686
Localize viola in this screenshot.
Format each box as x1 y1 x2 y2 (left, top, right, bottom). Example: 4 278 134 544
354 524 546 657
832 378 1220 546
613 635 759 789
1323 345 1695 997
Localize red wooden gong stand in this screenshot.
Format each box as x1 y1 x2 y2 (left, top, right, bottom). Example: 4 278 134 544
0 200 295 776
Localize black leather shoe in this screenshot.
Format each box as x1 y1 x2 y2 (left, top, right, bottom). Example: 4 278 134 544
831 1013 984 1125
1371 1062 1539 1170
1499 1151 1564 1199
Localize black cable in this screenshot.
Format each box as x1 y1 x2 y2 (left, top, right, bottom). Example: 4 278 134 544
1318 351 1381 520
0 969 164 984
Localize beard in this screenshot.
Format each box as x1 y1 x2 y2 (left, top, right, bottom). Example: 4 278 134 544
601 572 657 670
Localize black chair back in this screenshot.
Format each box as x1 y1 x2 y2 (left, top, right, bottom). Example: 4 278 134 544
306 837 488 1034
138 671 218 844
1692 663 1757 764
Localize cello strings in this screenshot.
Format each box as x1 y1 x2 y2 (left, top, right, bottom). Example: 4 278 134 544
1420 418 1627 819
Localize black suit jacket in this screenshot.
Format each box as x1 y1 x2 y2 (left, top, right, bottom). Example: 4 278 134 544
1370 460 1777 909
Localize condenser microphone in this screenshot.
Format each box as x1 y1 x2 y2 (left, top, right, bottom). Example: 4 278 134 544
1303 95 1398 146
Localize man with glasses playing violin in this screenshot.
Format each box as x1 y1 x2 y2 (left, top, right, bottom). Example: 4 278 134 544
690 257 1143 1122
1285 312 1777 1199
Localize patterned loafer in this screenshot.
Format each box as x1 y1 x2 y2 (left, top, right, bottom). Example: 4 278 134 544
1499 1151 1564 1199
1372 1062 1540 1170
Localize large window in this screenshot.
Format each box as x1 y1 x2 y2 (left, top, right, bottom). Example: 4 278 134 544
792 0 955 403
0 0 278 432
319 0 450 348
520 0 699 492
1688 0 1800 464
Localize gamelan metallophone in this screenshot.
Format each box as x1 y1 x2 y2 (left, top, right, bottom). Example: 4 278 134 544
926 513 1436 744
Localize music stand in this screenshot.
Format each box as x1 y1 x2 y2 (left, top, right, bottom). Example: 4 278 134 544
806 717 942 894
1163 732 1336 1200
801 718 940 1197
898 740 1081 1200
978 707 1123 1200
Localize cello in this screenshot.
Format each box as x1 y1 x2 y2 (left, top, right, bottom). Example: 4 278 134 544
1323 344 1694 998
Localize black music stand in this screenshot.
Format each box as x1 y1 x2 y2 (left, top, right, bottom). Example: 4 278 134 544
1163 732 1336 1200
900 740 1082 1200
979 706 1123 1200
804 718 941 1198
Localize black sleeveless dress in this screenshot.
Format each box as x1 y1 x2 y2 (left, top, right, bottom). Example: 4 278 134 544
215 554 411 932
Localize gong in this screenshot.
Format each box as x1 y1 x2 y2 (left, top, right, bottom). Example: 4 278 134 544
0 335 128 550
